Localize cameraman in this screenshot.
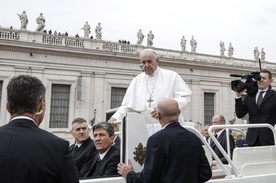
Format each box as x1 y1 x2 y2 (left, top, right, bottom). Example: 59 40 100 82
235 69 276 146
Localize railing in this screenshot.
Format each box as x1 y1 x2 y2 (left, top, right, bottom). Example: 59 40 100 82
185 126 233 177
64 38 84 47
102 43 137 54
207 124 276 178
0 29 20 40
2 27 276 70
43 35 63 45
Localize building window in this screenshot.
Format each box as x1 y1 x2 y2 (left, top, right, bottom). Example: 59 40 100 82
50 84 70 128
204 92 215 125
111 87 127 109
0 81 2 110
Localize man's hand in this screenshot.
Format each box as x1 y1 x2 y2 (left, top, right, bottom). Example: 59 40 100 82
118 159 134 178
235 89 245 98
107 117 117 124
211 160 217 168
151 108 158 119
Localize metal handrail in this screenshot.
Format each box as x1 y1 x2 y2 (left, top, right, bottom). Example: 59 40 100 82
208 123 276 177
184 126 232 177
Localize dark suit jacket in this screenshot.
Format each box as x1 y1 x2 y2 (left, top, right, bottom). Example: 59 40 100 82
127 122 212 183
235 88 276 146
114 135 121 150
211 130 235 164
69 137 97 177
0 118 79 183
84 145 120 178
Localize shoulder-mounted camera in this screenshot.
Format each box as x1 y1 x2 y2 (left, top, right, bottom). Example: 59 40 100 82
230 72 261 95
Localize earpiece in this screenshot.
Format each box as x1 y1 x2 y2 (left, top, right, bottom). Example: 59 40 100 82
36 110 43 115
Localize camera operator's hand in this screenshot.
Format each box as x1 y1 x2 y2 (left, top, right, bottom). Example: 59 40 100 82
235 89 245 98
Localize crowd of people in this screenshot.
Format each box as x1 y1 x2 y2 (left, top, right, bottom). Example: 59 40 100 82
0 47 275 182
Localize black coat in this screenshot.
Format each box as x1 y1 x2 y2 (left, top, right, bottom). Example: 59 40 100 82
235 89 276 146
84 146 120 178
0 118 79 183
113 135 121 150
127 122 212 183
69 137 97 177
211 130 235 164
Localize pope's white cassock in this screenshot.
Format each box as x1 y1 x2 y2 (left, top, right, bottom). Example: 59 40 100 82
112 67 192 136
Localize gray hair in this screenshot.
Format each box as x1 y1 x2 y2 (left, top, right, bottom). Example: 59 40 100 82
71 117 88 129
92 122 114 137
7 75 46 115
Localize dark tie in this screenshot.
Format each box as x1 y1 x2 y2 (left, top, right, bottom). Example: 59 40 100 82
214 134 218 139
72 145 78 154
210 134 217 146
257 91 265 108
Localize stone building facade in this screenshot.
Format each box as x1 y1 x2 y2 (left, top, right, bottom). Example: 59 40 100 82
1 28 276 143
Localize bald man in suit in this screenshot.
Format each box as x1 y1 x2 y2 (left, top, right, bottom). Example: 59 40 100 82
118 98 212 183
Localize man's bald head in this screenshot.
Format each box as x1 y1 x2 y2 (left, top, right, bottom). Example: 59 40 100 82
157 98 180 126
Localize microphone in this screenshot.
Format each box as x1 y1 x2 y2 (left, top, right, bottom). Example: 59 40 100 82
230 74 242 77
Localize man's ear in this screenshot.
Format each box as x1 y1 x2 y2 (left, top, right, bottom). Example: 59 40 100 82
110 135 115 143
156 58 160 64
6 102 11 114
157 111 161 120
40 98 46 111
36 98 45 113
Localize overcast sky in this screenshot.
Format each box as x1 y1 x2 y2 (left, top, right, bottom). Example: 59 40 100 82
1 0 276 62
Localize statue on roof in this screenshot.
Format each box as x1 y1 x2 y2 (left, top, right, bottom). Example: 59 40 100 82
180 36 187 51
147 30 154 46
17 10 28 30
137 29 144 44
95 22 102 40
36 13 46 32
190 36 197 52
82 21 91 38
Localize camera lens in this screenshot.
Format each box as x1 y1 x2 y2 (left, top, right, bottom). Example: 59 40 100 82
231 80 247 92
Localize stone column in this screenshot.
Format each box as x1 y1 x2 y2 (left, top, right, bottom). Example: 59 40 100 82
92 71 106 123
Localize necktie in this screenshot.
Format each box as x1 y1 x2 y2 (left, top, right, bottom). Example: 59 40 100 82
257 91 265 108
72 145 78 154
210 134 217 146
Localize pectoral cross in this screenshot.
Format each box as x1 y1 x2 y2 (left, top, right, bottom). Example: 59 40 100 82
147 96 154 107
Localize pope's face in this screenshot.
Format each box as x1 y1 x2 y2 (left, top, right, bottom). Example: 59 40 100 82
257 72 272 90
140 51 159 75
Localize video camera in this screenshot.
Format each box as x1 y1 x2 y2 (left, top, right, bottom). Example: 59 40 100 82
230 72 261 95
